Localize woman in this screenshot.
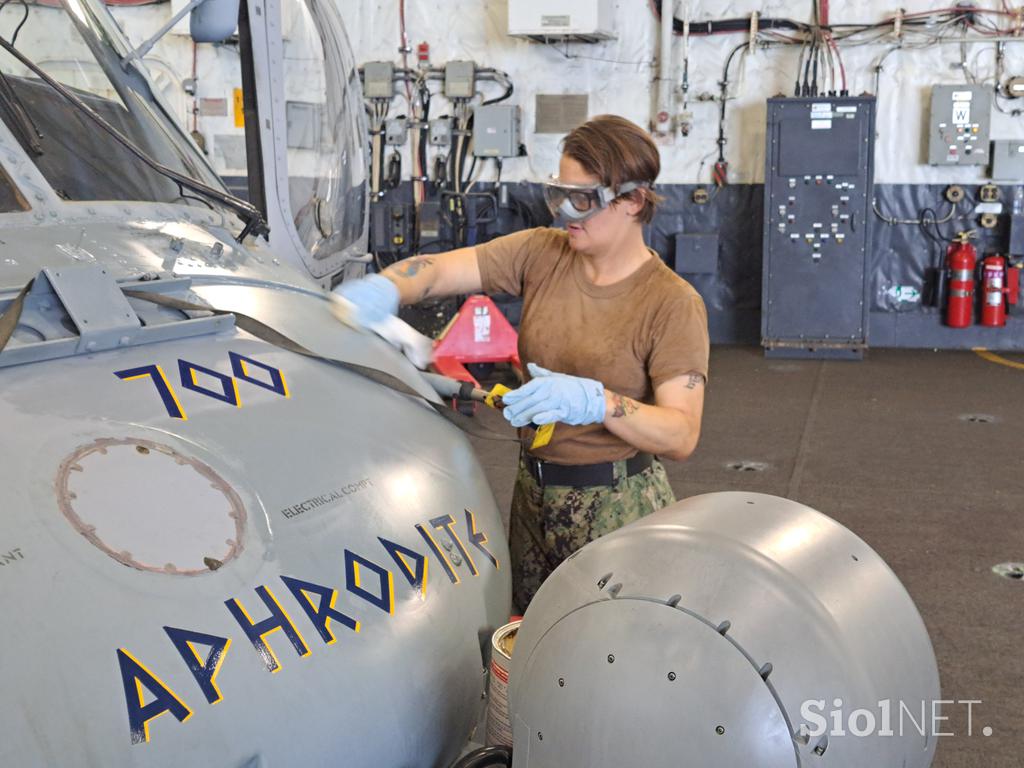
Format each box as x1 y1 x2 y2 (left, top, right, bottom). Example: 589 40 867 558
338 114 709 610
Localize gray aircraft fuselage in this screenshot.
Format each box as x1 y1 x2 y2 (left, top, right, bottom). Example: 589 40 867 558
0 1 511 765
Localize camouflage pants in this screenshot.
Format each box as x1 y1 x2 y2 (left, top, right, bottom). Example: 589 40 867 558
509 456 676 611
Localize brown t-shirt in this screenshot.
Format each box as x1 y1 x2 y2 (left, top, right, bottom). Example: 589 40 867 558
476 227 710 465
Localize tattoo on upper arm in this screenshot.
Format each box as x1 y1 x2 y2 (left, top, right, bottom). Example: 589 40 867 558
610 393 640 418
389 256 435 279
684 373 705 390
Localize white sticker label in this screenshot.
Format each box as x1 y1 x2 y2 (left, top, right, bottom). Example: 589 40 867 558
811 119 832 130
835 106 858 113
952 101 971 125
811 103 832 112
886 285 922 304
473 306 491 343
541 14 570 27
951 90 974 101
974 202 1003 214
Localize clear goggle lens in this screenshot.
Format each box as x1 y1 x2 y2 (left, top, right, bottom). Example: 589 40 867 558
542 177 648 221
543 185 602 214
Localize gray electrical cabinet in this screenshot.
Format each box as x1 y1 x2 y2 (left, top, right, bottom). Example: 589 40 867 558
990 139 1024 180
761 96 876 359
472 104 521 157
927 84 991 165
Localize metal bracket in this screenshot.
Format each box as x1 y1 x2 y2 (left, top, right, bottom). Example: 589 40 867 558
40 265 140 354
0 267 234 369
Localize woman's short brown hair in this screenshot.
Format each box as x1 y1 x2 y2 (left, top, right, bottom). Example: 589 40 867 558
561 114 663 224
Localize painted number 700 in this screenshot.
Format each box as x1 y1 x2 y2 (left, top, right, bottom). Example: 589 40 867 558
114 351 289 421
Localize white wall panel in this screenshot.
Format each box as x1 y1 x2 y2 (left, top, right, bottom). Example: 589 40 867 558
103 1 1024 184
343 1 1024 184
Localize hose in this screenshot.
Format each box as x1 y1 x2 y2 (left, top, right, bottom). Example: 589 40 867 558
421 372 487 403
450 745 513 768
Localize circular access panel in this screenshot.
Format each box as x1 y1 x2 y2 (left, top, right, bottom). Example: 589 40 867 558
513 598 797 768
56 438 246 575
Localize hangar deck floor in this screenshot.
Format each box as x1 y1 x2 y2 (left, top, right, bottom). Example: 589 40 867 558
468 346 1024 768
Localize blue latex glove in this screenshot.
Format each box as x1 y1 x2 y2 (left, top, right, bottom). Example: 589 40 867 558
333 274 400 326
501 363 606 428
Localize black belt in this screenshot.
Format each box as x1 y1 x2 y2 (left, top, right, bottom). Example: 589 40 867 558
523 452 654 488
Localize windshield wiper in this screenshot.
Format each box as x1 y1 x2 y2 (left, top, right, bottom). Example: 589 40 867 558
0 67 41 156
0 36 269 242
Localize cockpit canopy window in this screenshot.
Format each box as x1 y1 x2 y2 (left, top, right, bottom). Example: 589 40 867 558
0 0 227 210
282 0 366 261
6 76 193 202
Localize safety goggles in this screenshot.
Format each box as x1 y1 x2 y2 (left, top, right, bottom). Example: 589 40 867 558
542 176 649 222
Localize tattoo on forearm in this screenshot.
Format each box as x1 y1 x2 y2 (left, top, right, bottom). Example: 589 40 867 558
610 393 640 418
685 373 704 390
388 256 435 279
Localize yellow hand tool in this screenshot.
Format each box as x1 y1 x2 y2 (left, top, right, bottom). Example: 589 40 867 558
483 383 554 449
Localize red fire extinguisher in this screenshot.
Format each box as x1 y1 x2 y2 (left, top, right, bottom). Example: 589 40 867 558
980 255 1008 327
946 232 977 328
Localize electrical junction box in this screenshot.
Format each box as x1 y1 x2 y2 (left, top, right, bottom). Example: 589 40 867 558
362 61 394 100
417 201 442 243
444 61 476 100
473 104 521 157
761 96 876 359
990 139 1024 180
508 0 616 42
927 85 991 165
370 202 412 258
384 117 407 146
429 118 452 146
